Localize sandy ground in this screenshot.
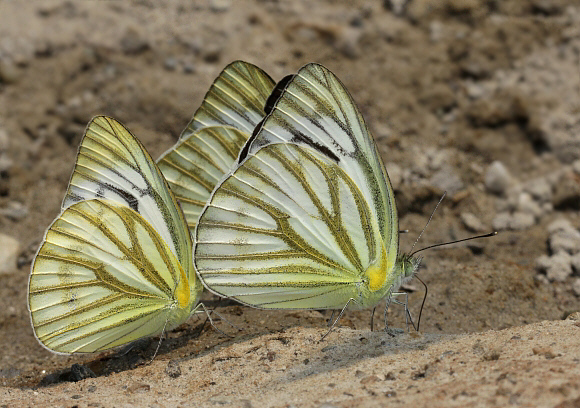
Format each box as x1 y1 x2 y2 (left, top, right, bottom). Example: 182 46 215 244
0 0 579 406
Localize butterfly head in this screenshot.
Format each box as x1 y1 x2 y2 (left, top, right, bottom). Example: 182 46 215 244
396 253 422 285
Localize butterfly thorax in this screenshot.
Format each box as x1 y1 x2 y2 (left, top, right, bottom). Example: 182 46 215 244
355 251 420 310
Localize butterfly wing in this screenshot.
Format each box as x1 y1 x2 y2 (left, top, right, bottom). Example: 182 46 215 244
195 64 400 310
29 199 192 353
30 116 200 353
157 61 275 232
63 116 194 285
158 126 250 234
243 63 398 256
183 60 275 137
196 143 396 309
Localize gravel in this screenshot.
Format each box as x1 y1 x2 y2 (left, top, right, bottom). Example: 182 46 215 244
485 161 511 195
0 234 20 273
536 218 580 284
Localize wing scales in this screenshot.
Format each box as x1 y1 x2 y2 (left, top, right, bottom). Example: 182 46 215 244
196 144 384 309
157 126 250 231
246 64 398 257
63 116 193 283
29 199 188 353
184 60 275 137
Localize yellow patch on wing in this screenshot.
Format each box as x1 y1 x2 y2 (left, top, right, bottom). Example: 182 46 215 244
175 269 191 310
365 237 391 292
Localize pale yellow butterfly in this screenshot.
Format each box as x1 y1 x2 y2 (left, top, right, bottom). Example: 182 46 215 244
194 63 420 317
28 116 203 354
157 61 276 234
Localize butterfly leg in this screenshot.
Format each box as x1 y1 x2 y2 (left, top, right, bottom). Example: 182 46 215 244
327 310 336 328
150 319 171 362
383 293 393 332
321 298 357 341
370 306 377 332
193 302 241 338
391 292 418 332
383 292 417 333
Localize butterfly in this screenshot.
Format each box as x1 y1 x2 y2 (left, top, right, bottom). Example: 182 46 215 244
157 61 275 235
193 63 420 318
28 116 203 353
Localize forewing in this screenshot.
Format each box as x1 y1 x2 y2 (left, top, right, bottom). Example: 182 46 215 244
63 116 193 281
245 63 398 256
195 144 386 309
157 126 249 233
183 60 275 137
29 199 188 353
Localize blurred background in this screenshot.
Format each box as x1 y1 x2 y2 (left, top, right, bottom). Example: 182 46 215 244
0 0 579 387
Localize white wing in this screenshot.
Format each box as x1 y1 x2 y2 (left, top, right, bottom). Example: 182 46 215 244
30 116 201 353
243 63 398 253
196 143 395 309
158 126 250 233
29 199 193 353
182 60 275 137
63 116 193 280
195 63 401 310
158 61 275 232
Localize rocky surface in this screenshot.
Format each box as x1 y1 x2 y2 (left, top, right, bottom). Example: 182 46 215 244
0 0 579 406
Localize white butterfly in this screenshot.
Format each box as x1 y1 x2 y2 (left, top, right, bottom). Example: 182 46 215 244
194 63 420 314
157 61 276 234
28 116 202 353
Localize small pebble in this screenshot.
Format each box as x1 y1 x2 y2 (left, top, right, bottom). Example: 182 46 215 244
517 192 542 218
465 81 485 99
546 252 573 282
552 171 580 210
523 178 552 202
549 224 580 255
429 167 464 196
0 155 12 172
535 254 551 272
535 273 550 285
460 212 485 232
120 27 149 54
163 57 177 71
492 211 534 231
0 234 20 273
547 218 574 234
492 212 512 231
0 60 20 84
334 27 362 59
429 20 443 43
209 0 231 12
0 202 28 221
509 212 535 230
165 360 181 378
573 279 580 297
384 0 408 15
572 160 580 175
485 161 511 195
183 62 196 74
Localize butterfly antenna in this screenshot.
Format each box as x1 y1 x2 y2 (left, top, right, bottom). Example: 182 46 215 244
410 231 497 257
409 191 447 254
415 275 428 331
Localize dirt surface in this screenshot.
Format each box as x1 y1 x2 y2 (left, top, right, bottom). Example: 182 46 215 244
0 0 579 406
